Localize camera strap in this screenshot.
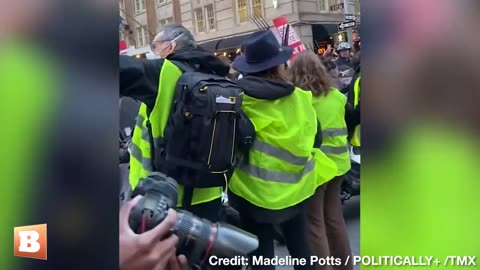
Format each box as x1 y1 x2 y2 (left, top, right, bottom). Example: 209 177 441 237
221 173 229 206
182 174 228 211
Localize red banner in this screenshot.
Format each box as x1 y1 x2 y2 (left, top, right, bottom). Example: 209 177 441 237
119 40 127 51
272 16 307 60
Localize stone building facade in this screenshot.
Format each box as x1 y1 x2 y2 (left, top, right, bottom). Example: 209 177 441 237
120 0 360 54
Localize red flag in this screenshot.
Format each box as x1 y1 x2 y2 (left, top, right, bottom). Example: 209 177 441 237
119 40 127 51
272 16 306 60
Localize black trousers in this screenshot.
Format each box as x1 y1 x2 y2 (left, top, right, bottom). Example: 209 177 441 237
240 212 315 270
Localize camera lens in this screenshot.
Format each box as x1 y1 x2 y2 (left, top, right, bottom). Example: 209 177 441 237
129 174 259 268
175 211 258 268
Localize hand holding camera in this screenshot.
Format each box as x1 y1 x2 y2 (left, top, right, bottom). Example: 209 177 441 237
127 172 259 269
120 196 186 270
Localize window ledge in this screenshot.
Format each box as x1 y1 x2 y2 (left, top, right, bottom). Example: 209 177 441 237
157 2 170 7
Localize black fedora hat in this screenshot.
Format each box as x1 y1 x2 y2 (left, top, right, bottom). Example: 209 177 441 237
233 31 293 74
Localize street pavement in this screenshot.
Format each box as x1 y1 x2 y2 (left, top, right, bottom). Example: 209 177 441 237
274 196 360 270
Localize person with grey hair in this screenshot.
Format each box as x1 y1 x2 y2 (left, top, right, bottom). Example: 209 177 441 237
150 24 197 58
120 24 229 110
119 23 232 269
120 24 229 220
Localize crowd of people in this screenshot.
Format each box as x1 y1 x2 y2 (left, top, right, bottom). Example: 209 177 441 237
119 23 361 270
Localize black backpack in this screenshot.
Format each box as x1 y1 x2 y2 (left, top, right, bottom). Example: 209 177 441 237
151 61 255 205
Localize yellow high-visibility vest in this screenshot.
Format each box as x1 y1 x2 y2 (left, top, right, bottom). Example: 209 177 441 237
313 88 351 175
229 87 337 210
350 76 361 147
129 60 222 207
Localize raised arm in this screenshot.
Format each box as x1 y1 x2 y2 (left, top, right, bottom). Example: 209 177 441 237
119 55 165 108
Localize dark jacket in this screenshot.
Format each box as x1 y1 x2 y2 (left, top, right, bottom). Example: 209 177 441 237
119 97 140 137
335 56 353 70
229 76 321 224
119 48 230 209
120 47 230 109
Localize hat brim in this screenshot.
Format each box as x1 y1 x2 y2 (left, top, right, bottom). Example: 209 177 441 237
232 47 293 74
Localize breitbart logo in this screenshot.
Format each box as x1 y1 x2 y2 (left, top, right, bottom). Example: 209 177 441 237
14 224 47 260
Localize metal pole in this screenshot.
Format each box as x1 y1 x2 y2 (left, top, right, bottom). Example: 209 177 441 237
343 0 354 47
258 16 270 30
251 16 262 30
283 25 290 47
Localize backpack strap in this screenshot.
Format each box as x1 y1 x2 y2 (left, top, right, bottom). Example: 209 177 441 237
145 119 157 171
167 59 195 211
168 60 196 73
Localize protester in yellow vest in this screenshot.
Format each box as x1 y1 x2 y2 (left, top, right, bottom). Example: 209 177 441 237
119 24 228 221
228 31 337 270
348 74 361 147
289 52 354 270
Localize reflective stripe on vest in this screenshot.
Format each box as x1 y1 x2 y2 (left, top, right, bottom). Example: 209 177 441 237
320 145 349 155
229 87 337 210
322 128 348 138
313 88 351 175
129 142 153 171
129 103 151 187
135 114 151 143
253 139 308 166
128 60 222 206
238 139 315 183
239 158 315 184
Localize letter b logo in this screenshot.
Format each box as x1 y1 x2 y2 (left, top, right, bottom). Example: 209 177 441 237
18 231 41 252
14 224 47 260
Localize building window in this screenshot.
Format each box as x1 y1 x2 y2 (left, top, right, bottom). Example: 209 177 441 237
236 0 263 23
194 8 206 33
354 0 360 14
159 17 173 26
205 5 215 31
237 0 248 23
319 0 327 11
143 28 149 46
134 0 146 13
136 26 149 47
120 0 125 16
251 0 263 17
157 0 167 5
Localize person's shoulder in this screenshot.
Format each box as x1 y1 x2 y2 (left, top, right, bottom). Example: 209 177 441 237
327 87 347 102
329 87 343 95
293 86 312 96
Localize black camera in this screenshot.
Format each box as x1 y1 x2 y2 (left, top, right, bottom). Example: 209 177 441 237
128 172 258 269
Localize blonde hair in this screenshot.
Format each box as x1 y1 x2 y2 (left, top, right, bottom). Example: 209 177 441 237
288 52 334 96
